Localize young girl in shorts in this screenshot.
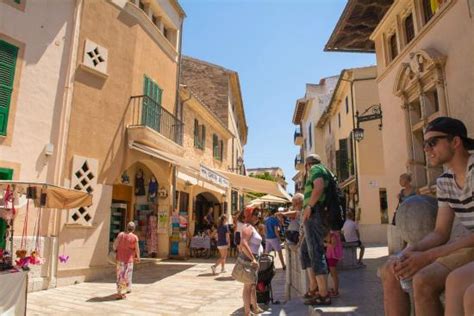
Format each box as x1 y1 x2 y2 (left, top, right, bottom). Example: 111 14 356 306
325 230 343 297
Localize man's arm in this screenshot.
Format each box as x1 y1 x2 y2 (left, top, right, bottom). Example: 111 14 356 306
303 177 324 221
407 206 455 252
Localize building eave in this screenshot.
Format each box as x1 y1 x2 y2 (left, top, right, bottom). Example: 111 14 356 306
324 0 393 53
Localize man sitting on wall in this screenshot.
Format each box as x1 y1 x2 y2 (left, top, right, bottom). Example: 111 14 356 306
342 209 365 265
380 117 474 316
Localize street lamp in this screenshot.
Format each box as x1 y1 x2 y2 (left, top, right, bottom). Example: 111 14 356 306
353 104 383 142
229 156 244 173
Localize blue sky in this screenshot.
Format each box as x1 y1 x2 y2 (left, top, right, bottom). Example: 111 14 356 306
180 0 376 193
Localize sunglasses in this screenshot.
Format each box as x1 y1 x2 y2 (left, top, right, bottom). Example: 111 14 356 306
423 135 452 149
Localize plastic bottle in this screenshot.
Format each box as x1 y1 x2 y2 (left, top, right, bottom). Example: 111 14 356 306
396 253 413 293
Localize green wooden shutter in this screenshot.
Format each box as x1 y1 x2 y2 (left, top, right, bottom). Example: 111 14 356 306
201 125 206 148
339 138 349 181
142 75 162 131
0 40 18 136
194 119 199 147
0 168 13 180
220 140 224 161
213 134 218 158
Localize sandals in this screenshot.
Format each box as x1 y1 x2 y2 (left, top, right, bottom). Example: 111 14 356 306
329 289 339 298
303 289 319 299
304 295 331 306
250 304 265 315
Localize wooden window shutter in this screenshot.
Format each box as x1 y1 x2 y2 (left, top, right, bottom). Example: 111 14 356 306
0 40 19 136
220 140 224 161
0 168 14 180
213 134 218 158
194 119 198 146
201 125 206 148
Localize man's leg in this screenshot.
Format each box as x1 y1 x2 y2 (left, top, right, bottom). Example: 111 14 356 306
358 242 365 264
304 211 329 298
412 262 450 316
380 257 410 316
445 262 474 316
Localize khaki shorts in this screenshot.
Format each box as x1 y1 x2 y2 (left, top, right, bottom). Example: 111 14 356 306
436 247 474 271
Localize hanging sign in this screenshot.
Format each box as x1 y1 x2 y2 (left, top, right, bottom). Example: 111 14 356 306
199 165 229 188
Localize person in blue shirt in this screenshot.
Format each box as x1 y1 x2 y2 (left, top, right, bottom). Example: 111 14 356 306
264 207 286 270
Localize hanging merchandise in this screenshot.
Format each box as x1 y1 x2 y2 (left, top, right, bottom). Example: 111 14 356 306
0 185 16 221
58 242 69 264
29 205 44 266
148 176 158 202
15 198 30 270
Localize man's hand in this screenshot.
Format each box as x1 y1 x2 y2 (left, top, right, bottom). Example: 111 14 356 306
394 251 432 279
303 206 311 222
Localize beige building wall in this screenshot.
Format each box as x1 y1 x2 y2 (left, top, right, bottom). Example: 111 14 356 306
371 0 474 218
56 0 184 285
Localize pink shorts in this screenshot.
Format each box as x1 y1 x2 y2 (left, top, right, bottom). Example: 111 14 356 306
327 258 339 267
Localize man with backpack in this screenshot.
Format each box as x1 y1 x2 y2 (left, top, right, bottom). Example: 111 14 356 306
300 153 343 306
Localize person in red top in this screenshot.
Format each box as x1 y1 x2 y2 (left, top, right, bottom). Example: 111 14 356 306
113 221 140 299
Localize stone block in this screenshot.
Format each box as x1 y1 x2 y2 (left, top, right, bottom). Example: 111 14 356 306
396 195 437 245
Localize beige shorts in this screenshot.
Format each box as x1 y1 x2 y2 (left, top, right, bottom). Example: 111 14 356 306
217 245 228 250
436 247 474 271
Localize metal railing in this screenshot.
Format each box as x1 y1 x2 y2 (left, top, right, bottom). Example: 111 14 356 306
294 128 303 142
294 155 304 168
129 95 183 145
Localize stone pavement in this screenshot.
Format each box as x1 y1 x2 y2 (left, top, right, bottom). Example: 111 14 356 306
26 246 387 315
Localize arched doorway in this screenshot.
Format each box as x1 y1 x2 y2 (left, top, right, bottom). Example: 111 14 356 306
194 192 220 234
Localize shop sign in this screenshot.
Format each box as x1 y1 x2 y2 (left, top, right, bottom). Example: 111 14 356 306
199 165 229 188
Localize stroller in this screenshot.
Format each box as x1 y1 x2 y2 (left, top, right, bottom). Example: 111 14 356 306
256 254 276 305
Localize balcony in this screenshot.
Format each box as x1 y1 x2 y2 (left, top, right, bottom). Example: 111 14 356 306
128 95 184 149
294 128 303 145
294 155 304 171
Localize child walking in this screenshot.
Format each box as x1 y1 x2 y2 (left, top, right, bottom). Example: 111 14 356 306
325 230 343 297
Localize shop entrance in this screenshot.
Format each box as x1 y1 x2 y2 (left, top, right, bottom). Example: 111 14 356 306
111 162 161 258
194 192 220 234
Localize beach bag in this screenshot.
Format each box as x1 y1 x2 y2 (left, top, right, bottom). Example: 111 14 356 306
232 257 257 284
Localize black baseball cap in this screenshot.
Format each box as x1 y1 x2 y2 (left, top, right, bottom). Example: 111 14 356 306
425 117 474 150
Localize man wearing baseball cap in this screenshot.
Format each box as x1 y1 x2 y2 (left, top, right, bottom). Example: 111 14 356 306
300 153 333 306
381 117 474 315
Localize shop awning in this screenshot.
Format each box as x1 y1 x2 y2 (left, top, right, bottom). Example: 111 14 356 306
130 142 229 194
249 194 290 206
0 181 92 209
216 170 291 200
129 141 200 174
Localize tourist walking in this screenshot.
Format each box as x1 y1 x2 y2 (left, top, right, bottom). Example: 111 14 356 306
325 230 343 297
342 209 365 265
211 215 230 274
264 207 286 270
392 173 416 225
301 153 331 306
113 222 140 299
381 117 474 316
239 207 265 316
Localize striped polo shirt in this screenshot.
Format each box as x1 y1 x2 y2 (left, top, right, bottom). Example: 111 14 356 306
436 154 474 232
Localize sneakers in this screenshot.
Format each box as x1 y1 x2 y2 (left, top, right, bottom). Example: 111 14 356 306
221 269 227 273
304 295 331 306
211 265 217 275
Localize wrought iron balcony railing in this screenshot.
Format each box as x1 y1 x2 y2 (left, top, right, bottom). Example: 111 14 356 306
129 95 183 145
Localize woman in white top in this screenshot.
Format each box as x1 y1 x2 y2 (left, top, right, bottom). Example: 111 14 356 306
240 207 264 316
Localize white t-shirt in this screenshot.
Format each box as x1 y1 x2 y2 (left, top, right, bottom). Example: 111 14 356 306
342 219 359 242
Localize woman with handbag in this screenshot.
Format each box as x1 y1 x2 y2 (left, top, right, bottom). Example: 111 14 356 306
235 206 265 315
113 222 140 299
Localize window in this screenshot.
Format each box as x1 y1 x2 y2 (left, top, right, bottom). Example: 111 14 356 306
379 189 389 224
139 0 145 11
194 119 206 150
213 134 223 160
178 191 189 212
0 168 13 180
345 97 349 114
231 191 238 212
422 0 434 23
389 33 398 61
0 40 19 136
308 123 312 149
163 27 168 40
404 14 415 44
152 15 159 26
142 76 163 131
338 113 341 128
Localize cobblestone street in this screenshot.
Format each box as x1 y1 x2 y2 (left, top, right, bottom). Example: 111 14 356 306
27 247 386 315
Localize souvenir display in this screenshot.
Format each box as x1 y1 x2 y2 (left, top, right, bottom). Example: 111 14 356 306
135 169 146 196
